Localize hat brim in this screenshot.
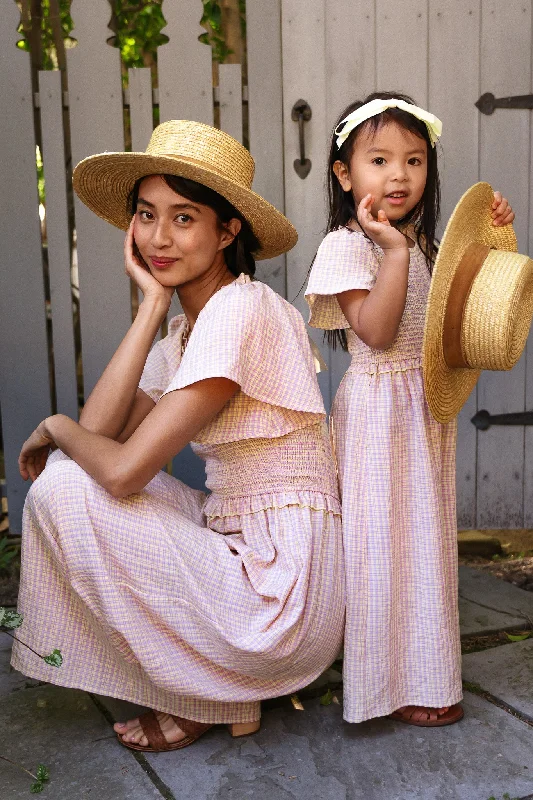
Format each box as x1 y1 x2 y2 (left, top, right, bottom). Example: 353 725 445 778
422 182 518 423
72 152 297 261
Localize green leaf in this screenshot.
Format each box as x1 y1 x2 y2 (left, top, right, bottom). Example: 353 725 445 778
30 781 45 793
0 608 23 629
36 764 49 782
43 649 63 668
320 687 334 706
504 631 531 642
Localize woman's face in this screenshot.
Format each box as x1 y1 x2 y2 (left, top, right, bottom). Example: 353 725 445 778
132 175 240 288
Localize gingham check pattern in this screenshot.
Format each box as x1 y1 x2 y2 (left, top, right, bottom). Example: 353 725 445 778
306 231 462 723
141 274 325 443
12 278 344 725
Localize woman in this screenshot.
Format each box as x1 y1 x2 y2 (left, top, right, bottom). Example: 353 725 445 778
12 120 345 752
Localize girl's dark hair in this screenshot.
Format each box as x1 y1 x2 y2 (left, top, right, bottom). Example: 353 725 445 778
128 174 259 278
324 90 441 350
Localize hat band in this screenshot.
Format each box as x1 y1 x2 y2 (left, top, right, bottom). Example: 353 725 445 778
442 242 491 368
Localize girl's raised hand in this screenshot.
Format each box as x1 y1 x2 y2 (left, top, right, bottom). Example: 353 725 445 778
357 195 409 251
124 218 175 308
491 191 514 227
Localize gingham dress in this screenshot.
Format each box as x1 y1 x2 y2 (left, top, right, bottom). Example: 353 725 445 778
306 228 461 723
12 275 345 725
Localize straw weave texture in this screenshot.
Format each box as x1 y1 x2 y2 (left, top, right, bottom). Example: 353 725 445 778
422 182 527 423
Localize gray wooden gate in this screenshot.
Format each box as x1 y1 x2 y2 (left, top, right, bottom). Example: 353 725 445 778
1 0 533 532
280 0 533 531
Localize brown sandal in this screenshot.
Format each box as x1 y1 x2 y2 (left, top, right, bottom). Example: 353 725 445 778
388 703 464 727
117 709 260 752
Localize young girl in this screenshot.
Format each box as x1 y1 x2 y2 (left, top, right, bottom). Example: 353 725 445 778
13 120 345 751
305 92 514 726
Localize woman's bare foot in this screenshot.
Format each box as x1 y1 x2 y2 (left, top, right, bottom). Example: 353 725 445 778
114 712 186 747
395 706 449 723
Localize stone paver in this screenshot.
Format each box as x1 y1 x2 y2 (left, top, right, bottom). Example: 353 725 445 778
3 569 533 800
463 638 533 719
139 693 533 800
459 566 533 635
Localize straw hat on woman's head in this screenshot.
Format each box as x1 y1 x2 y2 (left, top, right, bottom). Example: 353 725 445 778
423 182 533 424
72 119 297 261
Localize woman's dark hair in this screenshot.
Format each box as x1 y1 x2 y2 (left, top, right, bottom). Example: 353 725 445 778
128 174 259 278
324 90 441 350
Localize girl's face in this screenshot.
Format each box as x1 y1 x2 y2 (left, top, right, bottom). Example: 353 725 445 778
333 121 428 224
132 175 240 288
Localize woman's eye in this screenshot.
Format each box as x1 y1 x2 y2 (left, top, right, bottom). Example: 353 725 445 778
176 213 192 223
138 209 153 220
372 157 385 165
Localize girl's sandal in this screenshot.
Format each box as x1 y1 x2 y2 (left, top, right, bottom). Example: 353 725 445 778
117 709 260 752
388 703 464 727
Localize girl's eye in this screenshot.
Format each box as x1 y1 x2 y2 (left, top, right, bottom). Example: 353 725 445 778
408 158 422 166
176 213 192 224
138 209 153 220
372 157 386 165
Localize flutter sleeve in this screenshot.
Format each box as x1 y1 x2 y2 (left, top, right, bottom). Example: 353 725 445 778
138 315 187 403
162 276 325 416
305 227 381 329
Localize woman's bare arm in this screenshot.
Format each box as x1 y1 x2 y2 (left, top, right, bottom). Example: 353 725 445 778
79 298 168 439
42 377 239 497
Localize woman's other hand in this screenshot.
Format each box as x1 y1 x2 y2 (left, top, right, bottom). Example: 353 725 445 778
124 218 175 308
19 420 55 481
491 191 514 227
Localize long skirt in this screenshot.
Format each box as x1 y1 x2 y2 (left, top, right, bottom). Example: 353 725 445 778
332 363 462 723
11 452 345 724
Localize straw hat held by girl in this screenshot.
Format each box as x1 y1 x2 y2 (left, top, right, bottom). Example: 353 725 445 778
13 121 345 752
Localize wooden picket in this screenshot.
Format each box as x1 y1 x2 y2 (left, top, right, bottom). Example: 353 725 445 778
39 69 79 422
0 2 51 533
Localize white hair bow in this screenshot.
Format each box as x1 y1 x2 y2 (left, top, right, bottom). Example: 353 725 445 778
335 98 442 149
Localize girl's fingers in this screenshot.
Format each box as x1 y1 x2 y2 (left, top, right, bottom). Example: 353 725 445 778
492 199 508 218
492 191 502 209
493 210 514 226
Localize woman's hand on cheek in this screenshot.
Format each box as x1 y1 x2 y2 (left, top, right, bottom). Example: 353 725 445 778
491 191 515 227
18 420 55 481
124 218 175 308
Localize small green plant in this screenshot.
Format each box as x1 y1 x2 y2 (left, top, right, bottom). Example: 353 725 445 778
319 687 333 706
0 757 50 793
0 607 63 667
1 608 61 791
486 794 519 800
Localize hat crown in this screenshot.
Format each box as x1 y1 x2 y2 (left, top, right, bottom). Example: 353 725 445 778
146 120 255 189
462 249 533 370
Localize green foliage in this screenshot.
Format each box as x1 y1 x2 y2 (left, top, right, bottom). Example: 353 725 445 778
43 648 63 667
486 794 519 800
504 631 531 642
16 0 75 68
108 1 168 69
16 0 244 68
30 764 50 793
0 607 23 629
319 687 333 706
